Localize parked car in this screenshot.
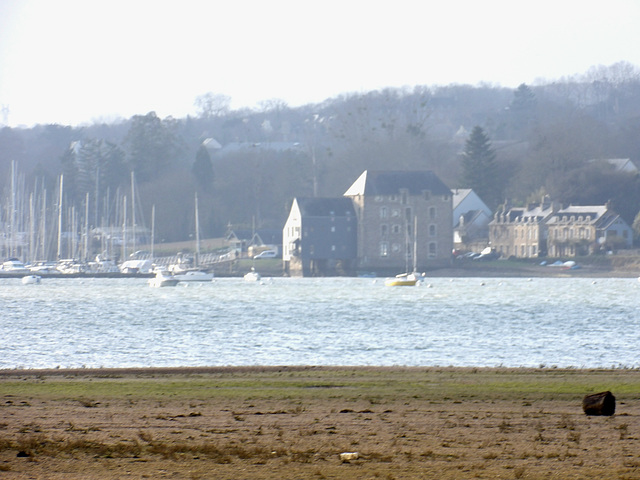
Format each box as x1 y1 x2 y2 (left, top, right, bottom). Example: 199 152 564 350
253 250 278 259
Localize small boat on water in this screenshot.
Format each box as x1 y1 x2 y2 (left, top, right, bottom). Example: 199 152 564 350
21 275 41 285
149 270 180 287
385 216 422 287
244 267 261 282
384 272 419 287
172 270 214 282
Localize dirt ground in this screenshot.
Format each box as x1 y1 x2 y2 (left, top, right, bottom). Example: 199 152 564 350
1 367 639 479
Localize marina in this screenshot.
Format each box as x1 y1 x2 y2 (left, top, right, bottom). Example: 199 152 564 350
1 276 639 370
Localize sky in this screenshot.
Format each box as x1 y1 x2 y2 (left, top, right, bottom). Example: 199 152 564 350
1 0 639 127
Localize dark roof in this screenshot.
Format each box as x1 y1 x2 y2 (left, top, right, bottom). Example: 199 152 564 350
344 170 451 197
296 197 356 217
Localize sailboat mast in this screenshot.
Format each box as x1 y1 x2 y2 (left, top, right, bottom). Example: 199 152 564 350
194 193 200 267
57 175 63 260
131 172 136 255
84 192 90 262
413 215 418 273
150 204 155 260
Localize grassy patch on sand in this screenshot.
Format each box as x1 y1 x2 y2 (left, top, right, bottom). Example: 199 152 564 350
2 366 640 402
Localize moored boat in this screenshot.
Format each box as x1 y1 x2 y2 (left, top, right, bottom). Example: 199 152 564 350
148 270 179 287
21 275 42 285
1 259 30 275
384 272 419 287
243 267 261 282
172 270 214 282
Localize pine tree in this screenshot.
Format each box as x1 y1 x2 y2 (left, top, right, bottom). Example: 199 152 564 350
191 145 214 193
461 126 500 208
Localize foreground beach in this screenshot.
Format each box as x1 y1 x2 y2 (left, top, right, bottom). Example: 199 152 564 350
1 366 639 479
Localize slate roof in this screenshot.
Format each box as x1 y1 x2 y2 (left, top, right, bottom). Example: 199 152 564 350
295 197 355 217
546 206 608 225
343 170 451 197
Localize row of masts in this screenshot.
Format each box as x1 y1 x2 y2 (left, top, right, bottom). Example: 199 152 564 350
1 162 171 264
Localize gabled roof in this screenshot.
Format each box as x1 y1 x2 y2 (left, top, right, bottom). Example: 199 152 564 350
452 188 473 209
343 170 451 197
295 197 355 217
590 158 638 173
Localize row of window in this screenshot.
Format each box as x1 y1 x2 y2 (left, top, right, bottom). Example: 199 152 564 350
374 192 450 203
380 206 438 220
551 227 592 240
381 224 437 237
380 242 437 258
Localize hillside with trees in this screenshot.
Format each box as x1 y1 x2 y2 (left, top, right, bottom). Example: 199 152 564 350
2 62 640 254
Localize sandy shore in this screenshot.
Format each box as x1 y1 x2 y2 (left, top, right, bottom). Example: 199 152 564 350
1 366 639 479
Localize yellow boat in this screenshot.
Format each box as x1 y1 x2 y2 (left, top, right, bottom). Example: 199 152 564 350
384 272 419 287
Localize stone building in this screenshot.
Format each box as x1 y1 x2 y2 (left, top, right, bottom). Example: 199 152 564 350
546 205 633 256
489 197 557 258
343 170 453 272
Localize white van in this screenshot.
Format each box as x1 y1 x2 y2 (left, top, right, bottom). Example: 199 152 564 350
253 250 278 259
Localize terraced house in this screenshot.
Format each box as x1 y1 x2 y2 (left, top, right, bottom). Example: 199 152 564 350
489 198 632 258
489 197 557 258
546 204 633 257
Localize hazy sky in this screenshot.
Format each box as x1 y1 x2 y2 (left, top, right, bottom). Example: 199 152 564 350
1 0 639 127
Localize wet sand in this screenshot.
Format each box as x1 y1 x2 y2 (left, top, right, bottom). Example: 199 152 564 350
1 366 639 479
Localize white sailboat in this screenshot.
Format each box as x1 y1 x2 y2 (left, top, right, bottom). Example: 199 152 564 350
385 216 421 287
170 193 214 282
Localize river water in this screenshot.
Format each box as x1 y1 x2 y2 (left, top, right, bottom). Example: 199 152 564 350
1 276 639 369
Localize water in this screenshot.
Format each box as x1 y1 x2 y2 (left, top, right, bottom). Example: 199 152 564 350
1 276 639 369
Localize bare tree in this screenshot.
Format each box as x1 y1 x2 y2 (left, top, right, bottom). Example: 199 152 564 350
194 93 231 119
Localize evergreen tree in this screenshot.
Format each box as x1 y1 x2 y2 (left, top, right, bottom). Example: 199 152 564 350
461 126 500 208
191 145 214 193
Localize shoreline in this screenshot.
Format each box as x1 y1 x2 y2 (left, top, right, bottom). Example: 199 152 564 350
1 364 637 377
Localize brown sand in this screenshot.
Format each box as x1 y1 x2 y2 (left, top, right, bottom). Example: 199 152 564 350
0 366 639 479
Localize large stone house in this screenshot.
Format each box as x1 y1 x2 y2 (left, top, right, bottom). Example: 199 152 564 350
282 197 357 276
343 170 453 272
489 197 557 258
546 205 633 257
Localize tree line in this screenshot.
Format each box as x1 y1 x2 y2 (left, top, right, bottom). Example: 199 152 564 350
2 61 640 246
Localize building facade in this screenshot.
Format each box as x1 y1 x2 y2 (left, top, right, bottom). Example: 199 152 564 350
546 205 633 257
282 197 357 276
489 198 557 258
344 170 453 272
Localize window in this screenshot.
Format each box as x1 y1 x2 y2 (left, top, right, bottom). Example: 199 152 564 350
380 242 388 257
392 224 401 234
381 224 388 236
405 207 412 221
380 207 388 219
429 207 436 219
424 191 431 201
428 242 437 258
429 224 436 237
